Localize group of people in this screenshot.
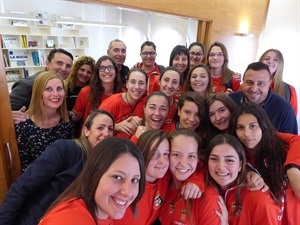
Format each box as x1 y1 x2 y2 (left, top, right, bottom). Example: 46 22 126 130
0 38 299 225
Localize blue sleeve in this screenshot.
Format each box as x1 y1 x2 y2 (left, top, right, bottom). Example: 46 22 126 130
0 140 73 225
279 108 298 134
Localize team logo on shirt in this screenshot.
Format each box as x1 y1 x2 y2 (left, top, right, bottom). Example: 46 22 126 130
232 202 242 216
153 191 163 209
180 209 188 222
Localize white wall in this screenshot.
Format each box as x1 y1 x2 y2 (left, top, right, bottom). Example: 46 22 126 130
258 0 300 131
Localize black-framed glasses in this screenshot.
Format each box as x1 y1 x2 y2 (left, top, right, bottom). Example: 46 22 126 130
189 51 204 57
141 51 156 57
99 65 115 72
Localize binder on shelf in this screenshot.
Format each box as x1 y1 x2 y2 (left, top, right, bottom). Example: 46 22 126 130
31 51 39 66
38 49 45 66
23 68 29 78
21 35 28 48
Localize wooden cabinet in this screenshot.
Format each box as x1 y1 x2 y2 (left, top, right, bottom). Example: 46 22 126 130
0 46 21 203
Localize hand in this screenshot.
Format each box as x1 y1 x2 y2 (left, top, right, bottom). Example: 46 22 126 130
128 116 142 128
233 72 242 82
115 116 142 136
225 88 233 95
246 170 269 192
287 167 300 200
181 182 202 199
12 106 28 124
134 125 148 139
215 196 228 225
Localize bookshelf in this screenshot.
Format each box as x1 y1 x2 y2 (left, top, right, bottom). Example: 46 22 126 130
0 15 89 84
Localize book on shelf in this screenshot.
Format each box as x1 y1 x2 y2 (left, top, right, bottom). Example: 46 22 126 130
8 50 31 67
38 49 45 66
3 54 9 67
21 35 28 48
31 51 39 66
0 34 2 48
23 68 29 78
2 36 20 48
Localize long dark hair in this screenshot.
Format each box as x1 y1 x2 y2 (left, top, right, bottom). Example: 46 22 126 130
89 55 122 110
229 102 287 203
169 45 190 83
45 137 146 224
174 91 209 149
205 134 247 215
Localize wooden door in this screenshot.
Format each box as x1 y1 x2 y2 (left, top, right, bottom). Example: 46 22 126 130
0 46 21 203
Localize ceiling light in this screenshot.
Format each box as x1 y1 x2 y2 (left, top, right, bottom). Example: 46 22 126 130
234 32 254 37
0 12 39 21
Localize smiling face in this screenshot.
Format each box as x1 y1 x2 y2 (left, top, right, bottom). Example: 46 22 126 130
159 70 181 98
208 143 242 191
235 113 262 153
46 52 73 80
42 78 65 110
172 53 188 74
169 135 198 188
126 71 147 104
189 45 204 68
144 95 169 129
242 69 270 105
190 67 209 94
140 45 157 67
146 138 170 183
99 59 116 85
76 64 93 86
94 153 140 220
261 50 278 76
209 100 231 131
83 114 114 149
208 46 224 70
178 100 200 131
107 41 126 67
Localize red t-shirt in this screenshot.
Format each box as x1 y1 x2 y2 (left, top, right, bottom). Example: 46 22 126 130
212 76 240 93
74 86 111 122
39 198 112 225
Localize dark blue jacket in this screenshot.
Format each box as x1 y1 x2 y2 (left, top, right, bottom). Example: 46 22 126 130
229 90 298 134
0 139 87 225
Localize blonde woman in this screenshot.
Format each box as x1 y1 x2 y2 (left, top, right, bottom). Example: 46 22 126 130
15 71 74 172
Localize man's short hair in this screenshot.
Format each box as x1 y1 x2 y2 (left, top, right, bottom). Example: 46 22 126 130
47 48 73 62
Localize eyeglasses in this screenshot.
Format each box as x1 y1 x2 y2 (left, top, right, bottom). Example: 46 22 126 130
189 51 204 57
141 51 156 57
99 65 115 72
209 52 224 57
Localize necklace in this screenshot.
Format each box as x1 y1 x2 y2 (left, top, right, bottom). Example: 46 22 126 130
125 92 135 114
